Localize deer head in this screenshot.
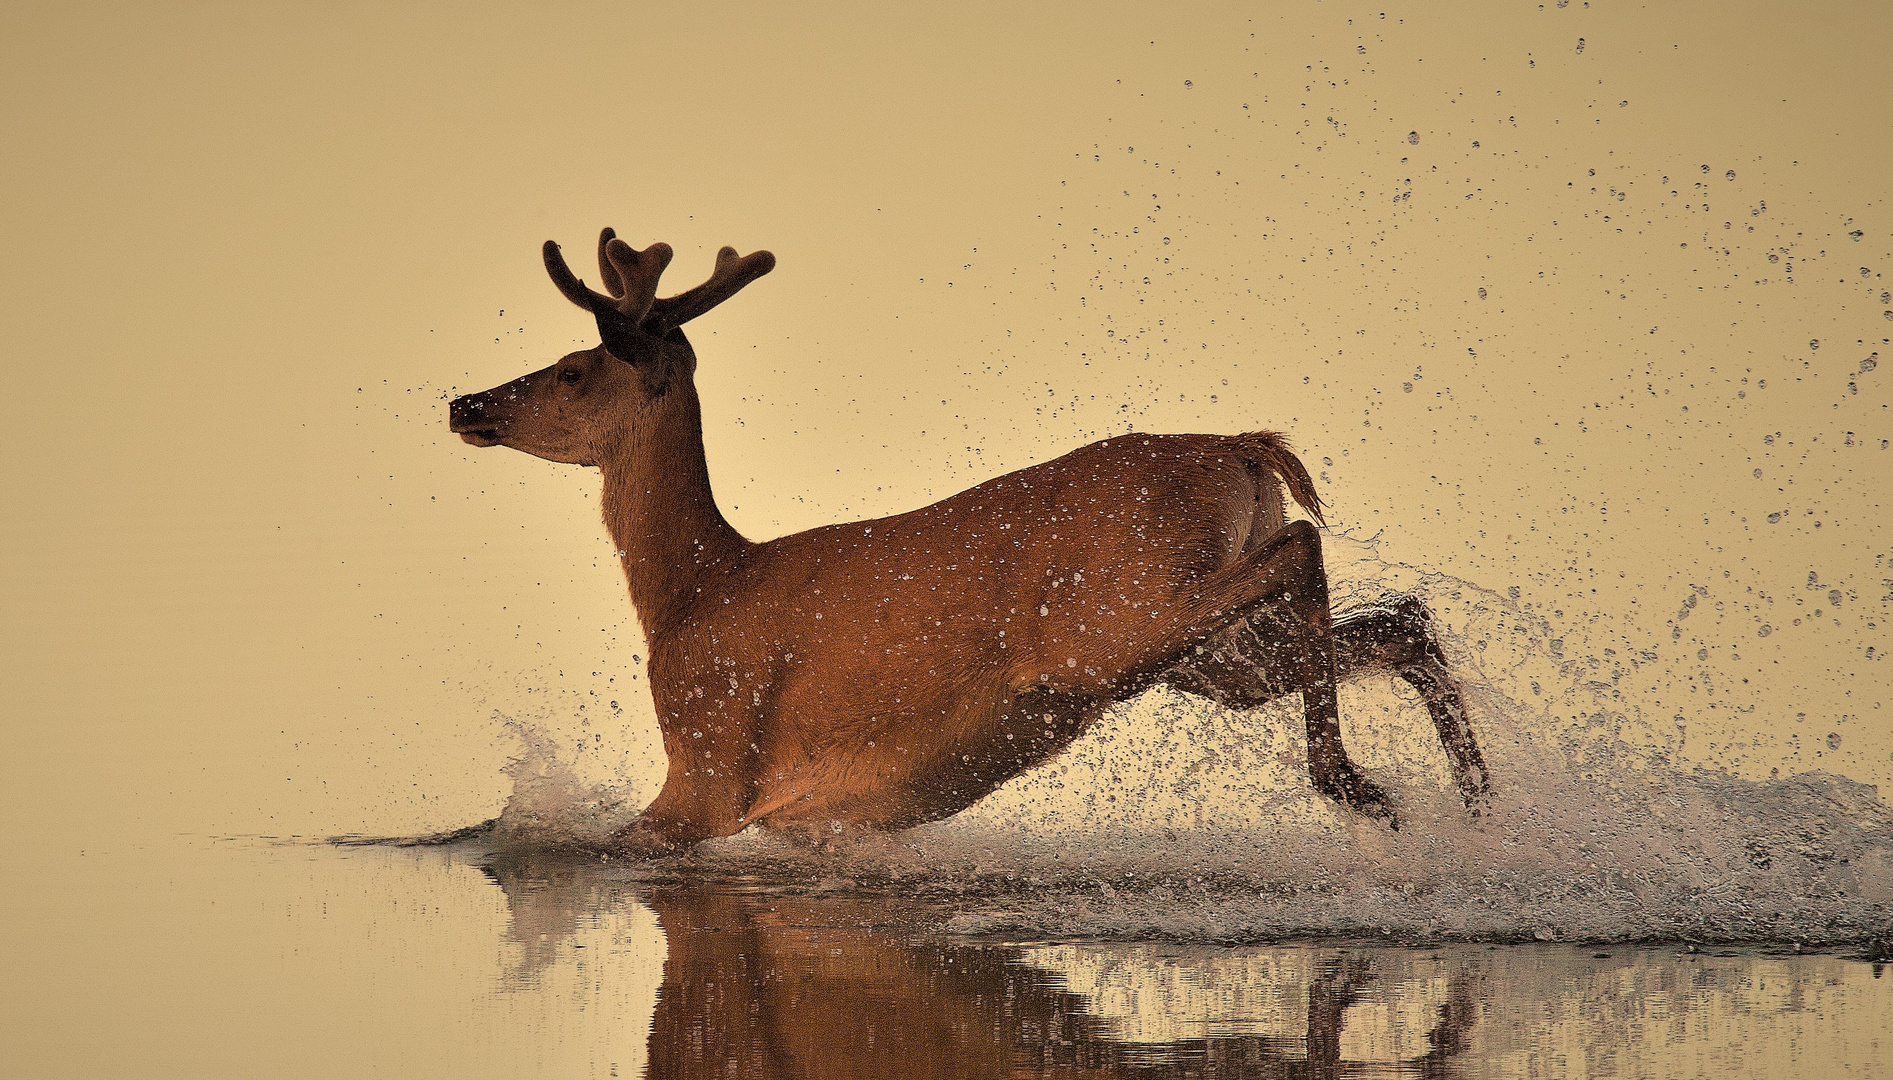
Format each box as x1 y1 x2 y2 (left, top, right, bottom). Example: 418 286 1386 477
449 228 774 466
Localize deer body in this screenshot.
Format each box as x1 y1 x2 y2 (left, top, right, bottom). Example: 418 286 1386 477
623 431 1306 840
450 228 1488 856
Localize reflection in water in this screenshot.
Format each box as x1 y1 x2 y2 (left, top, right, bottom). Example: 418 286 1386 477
25 839 1876 1078
482 851 1472 1078
474 850 1886 1079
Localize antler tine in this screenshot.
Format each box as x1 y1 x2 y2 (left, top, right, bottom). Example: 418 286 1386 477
601 238 673 325
543 240 615 315
649 247 777 328
544 234 673 325
596 227 624 299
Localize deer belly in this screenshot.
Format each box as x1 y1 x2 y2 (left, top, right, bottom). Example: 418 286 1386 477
754 689 1101 832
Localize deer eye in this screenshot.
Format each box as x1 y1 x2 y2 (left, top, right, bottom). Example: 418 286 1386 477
559 367 583 383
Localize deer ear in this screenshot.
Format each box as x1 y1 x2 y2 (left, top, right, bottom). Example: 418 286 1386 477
595 308 657 366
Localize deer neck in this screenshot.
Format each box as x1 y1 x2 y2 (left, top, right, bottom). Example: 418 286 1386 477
598 387 744 637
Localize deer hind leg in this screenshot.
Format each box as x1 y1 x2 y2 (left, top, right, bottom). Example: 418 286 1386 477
1047 520 1392 822
1165 592 1491 810
1335 594 1490 809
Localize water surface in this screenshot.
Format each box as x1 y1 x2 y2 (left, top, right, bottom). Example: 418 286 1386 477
7 838 1885 1078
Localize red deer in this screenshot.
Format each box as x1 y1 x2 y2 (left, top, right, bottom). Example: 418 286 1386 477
448 229 1489 857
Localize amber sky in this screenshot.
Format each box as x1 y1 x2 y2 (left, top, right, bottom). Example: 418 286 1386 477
3 1 1888 844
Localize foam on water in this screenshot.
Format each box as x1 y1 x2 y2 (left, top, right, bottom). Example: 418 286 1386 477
480 535 1893 945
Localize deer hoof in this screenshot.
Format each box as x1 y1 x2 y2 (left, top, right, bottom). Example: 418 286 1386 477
605 819 675 861
1315 767 1398 829
1460 770 1493 817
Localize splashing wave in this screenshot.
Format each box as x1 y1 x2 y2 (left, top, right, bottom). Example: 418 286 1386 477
471 536 1893 945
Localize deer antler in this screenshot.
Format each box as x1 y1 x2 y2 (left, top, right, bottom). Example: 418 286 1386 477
649 246 776 329
543 231 673 325
596 227 626 299
545 229 773 332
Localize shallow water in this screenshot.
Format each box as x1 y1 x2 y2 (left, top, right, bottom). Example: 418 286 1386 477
5 837 1886 1079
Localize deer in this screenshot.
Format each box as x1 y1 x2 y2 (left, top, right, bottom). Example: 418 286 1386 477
447 228 1490 857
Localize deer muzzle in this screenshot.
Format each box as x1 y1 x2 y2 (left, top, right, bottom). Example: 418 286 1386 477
449 391 506 446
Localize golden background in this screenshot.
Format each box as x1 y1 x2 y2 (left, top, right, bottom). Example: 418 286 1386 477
3 0 1887 845
5 4 1893 1077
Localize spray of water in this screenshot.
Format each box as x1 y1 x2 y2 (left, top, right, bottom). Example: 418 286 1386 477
478 535 1892 944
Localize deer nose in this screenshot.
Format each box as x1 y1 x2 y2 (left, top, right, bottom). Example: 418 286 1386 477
449 392 491 431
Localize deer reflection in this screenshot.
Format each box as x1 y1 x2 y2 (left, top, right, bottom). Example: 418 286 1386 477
476 853 1476 1078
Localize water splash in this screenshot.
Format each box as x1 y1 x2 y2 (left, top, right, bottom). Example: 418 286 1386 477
472 536 1893 944
488 717 643 850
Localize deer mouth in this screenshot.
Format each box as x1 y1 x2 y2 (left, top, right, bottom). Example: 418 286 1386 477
450 391 510 446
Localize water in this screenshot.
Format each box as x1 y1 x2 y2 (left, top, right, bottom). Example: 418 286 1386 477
7 838 1885 1079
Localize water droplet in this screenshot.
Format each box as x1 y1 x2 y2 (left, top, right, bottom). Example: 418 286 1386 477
1726 169 1737 180
1407 131 1421 144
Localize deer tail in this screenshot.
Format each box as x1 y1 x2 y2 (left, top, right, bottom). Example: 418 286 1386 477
1236 430 1326 526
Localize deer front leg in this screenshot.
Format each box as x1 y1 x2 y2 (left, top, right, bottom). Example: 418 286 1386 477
607 705 766 859
607 781 748 859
